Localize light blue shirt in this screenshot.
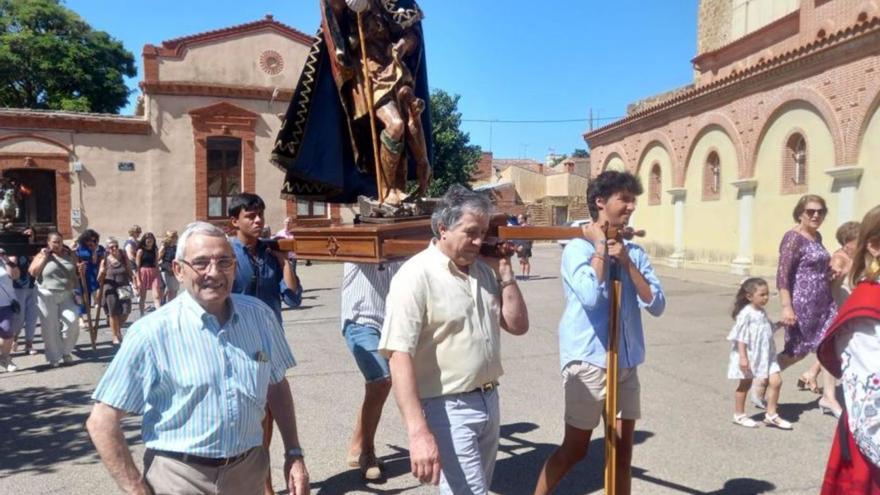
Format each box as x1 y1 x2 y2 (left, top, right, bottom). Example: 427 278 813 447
92 291 296 457
558 238 665 371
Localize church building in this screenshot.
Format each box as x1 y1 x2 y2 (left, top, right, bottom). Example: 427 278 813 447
586 0 880 275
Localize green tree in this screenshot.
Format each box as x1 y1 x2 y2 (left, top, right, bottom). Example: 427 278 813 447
0 0 136 113
427 89 482 197
572 148 590 158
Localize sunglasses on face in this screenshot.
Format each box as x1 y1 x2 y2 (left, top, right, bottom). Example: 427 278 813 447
804 208 827 217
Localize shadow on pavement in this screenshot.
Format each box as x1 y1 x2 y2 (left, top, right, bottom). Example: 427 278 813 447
310 444 416 494
492 423 776 494
0 384 139 477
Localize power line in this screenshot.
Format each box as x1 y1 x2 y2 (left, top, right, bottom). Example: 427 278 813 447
462 116 624 124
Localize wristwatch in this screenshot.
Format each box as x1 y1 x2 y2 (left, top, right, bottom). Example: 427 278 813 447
284 447 304 459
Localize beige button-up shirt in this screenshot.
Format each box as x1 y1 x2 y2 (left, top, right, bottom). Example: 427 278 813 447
379 242 503 399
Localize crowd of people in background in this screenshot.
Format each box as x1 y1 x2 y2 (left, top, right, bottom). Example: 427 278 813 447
0 212 302 374
1 182 878 493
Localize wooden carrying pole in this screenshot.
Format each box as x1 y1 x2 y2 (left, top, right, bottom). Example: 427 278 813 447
356 12 386 204
604 261 622 495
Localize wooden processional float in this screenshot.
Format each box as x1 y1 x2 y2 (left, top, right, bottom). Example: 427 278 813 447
270 2 639 491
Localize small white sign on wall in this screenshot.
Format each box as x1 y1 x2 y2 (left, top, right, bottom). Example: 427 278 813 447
71 208 81 227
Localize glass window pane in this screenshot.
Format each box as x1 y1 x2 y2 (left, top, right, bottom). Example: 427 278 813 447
227 176 241 195
313 201 326 216
226 151 241 171
297 199 310 216
207 149 223 171
208 197 223 218
207 174 223 195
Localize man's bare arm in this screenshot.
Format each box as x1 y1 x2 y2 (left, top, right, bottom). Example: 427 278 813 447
496 257 528 335
267 378 309 495
388 351 441 485
85 402 150 495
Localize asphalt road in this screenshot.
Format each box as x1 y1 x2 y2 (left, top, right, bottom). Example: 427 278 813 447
0 244 834 494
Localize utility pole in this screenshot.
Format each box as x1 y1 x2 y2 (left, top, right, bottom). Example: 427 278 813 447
589 107 593 131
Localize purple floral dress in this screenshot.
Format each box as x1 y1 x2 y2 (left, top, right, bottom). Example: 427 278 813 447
776 230 838 357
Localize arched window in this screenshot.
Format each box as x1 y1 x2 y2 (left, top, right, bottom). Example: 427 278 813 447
649 162 662 205
703 151 721 201
782 132 807 194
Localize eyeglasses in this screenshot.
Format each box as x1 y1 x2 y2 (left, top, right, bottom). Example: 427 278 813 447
178 256 236 274
109 245 119 250
804 208 827 217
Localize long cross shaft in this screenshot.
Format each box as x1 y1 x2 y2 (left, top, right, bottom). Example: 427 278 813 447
356 12 386 204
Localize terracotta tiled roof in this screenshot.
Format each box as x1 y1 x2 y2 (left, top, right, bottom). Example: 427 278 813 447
586 14 880 140
146 15 313 57
0 108 150 134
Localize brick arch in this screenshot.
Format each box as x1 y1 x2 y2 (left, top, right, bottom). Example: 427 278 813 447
750 87 844 176
0 133 73 155
634 136 674 179
851 80 880 164
599 143 631 174
684 112 747 179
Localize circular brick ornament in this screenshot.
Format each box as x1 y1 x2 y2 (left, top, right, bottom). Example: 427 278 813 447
260 50 284 75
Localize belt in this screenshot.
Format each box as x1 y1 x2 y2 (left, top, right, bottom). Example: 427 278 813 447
147 448 252 467
470 381 499 394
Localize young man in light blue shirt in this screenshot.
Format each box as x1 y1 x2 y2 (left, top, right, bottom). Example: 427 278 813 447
534 171 665 495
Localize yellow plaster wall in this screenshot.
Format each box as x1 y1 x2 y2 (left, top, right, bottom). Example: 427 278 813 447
605 155 626 172
500 167 546 203
636 144 675 258
752 104 838 269
856 104 880 217
159 31 308 88
730 0 798 40
682 127 739 264
545 173 588 198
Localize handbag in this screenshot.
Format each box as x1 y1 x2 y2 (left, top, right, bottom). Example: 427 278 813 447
116 285 133 301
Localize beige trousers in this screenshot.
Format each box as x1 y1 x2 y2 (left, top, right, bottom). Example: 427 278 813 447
144 447 269 495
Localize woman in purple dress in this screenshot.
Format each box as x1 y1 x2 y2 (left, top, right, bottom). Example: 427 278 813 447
776 194 842 417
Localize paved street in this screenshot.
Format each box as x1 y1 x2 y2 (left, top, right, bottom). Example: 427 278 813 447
0 244 834 494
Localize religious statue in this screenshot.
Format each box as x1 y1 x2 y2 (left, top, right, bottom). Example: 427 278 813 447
0 178 21 231
272 0 433 214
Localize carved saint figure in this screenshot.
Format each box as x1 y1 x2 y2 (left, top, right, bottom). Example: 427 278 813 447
273 0 433 206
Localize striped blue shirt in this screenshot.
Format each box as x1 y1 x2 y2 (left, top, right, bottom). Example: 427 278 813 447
92 291 296 457
558 238 665 370
340 261 402 330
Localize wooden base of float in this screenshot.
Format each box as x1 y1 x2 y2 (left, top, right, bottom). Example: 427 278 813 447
275 220 584 263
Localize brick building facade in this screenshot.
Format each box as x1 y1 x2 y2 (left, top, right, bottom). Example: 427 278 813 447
586 0 880 274
0 16 345 241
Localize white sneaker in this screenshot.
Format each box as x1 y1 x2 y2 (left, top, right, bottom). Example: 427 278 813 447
6 359 18 372
62 354 74 365
733 414 758 428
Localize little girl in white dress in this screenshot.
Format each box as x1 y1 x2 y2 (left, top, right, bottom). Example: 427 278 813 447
727 277 793 429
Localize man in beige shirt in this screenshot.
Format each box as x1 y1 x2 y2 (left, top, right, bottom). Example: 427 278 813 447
379 185 529 494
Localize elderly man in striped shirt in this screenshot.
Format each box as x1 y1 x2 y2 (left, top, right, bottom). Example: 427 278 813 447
86 222 309 495
380 185 529 494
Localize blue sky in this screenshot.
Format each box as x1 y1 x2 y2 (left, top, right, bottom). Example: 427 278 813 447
66 0 698 162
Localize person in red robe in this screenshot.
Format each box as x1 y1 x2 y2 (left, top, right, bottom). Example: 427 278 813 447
817 204 880 494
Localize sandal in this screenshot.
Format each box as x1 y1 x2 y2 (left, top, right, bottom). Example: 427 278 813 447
763 413 793 430
733 414 758 428
797 374 822 394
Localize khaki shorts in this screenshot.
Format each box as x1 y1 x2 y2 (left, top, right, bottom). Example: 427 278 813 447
563 361 641 431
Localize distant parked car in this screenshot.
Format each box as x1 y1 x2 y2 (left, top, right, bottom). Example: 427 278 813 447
558 219 591 248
